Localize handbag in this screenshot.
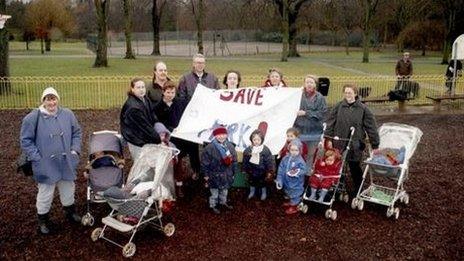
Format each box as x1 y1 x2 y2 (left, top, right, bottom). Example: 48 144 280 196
15 109 40 176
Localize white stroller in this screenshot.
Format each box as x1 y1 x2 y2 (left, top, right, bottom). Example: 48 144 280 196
351 123 423 219
81 130 125 226
91 144 180 258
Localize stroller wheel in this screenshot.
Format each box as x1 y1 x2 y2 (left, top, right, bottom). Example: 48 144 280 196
122 242 136 258
81 213 94 226
351 198 358 210
331 210 337 221
394 208 400 219
325 209 332 219
163 223 176 237
91 227 102 242
357 200 364 211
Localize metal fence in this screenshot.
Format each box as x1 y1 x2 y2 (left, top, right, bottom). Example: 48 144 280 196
0 75 462 109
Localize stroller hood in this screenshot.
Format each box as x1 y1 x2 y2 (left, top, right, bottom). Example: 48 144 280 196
89 130 123 156
376 123 423 164
127 144 178 199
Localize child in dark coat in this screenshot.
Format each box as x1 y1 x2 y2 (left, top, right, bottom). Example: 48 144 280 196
242 130 275 201
276 139 308 215
201 126 238 214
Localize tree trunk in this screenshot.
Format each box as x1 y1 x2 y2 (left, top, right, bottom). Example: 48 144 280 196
40 38 44 54
94 0 109 67
152 0 160 55
281 0 289 62
123 0 135 59
361 0 379 63
288 9 299 57
441 39 451 64
193 0 204 54
0 0 10 95
45 34 51 52
345 32 350 55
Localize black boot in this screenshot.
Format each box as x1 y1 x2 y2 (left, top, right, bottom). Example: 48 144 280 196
37 213 51 235
63 204 81 224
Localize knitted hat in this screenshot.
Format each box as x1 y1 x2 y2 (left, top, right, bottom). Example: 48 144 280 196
212 126 228 136
41 87 60 101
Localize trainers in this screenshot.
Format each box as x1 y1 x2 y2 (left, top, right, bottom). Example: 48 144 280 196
210 207 221 214
220 203 233 210
285 205 299 215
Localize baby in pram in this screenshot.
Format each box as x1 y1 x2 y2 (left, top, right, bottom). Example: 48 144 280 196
369 146 406 166
308 148 342 202
84 151 125 179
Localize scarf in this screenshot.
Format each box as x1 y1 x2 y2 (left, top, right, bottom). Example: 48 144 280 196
39 104 57 116
212 138 233 166
250 144 264 165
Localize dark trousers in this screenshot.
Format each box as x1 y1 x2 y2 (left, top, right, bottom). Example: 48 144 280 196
171 137 201 174
348 161 363 196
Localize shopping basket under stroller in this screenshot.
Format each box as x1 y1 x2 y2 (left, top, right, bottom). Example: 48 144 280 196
301 126 355 220
90 144 179 258
81 130 125 226
351 122 422 219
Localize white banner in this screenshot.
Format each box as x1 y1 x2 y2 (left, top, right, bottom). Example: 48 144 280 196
171 84 303 154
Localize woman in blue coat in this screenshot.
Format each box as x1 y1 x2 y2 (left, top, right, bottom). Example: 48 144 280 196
20 87 82 235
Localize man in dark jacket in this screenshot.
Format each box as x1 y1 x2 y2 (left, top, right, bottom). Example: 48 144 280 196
445 59 463 94
178 53 219 103
325 84 380 196
146 61 171 105
176 54 219 179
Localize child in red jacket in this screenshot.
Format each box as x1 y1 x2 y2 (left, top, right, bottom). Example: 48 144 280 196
308 149 341 202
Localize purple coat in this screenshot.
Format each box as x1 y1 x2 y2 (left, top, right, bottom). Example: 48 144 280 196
20 108 82 184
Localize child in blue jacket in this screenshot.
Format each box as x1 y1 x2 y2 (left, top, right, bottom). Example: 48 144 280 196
276 139 307 214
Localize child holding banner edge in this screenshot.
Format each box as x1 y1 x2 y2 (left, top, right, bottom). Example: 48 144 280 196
201 126 238 214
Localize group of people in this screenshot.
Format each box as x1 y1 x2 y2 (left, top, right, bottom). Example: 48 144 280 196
20 53 381 234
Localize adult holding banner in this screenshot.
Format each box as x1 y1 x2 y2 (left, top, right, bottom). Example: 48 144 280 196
178 54 219 180
20 87 82 235
120 78 161 161
325 84 379 197
294 75 327 169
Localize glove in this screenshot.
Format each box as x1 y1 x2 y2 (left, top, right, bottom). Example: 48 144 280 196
275 180 282 190
222 156 233 166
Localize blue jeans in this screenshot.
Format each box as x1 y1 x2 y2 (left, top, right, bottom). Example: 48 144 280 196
209 188 228 208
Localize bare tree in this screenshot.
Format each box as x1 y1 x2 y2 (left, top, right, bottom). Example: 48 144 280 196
360 0 380 63
94 0 109 67
273 0 311 57
0 0 10 94
190 0 204 54
281 0 289 61
123 0 135 59
151 0 167 56
336 0 361 55
435 0 464 64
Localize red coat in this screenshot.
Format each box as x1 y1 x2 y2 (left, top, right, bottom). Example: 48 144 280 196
279 140 308 160
309 159 341 189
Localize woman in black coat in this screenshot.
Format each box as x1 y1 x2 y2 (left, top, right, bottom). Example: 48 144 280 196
120 78 161 161
325 83 380 196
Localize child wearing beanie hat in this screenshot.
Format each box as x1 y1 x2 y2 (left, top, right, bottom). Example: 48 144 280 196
201 125 238 214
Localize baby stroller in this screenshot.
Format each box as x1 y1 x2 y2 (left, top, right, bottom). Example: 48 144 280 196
351 123 422 219
81 130 125 226
301 126 355 221
91 144 180 258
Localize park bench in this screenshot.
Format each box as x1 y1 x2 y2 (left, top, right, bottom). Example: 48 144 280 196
361 96 413 112
425 94 464 111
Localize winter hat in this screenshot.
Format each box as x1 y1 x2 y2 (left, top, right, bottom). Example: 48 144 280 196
288 138 303 153
41 87 60 101
212 126 228 136
154 122 171 137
